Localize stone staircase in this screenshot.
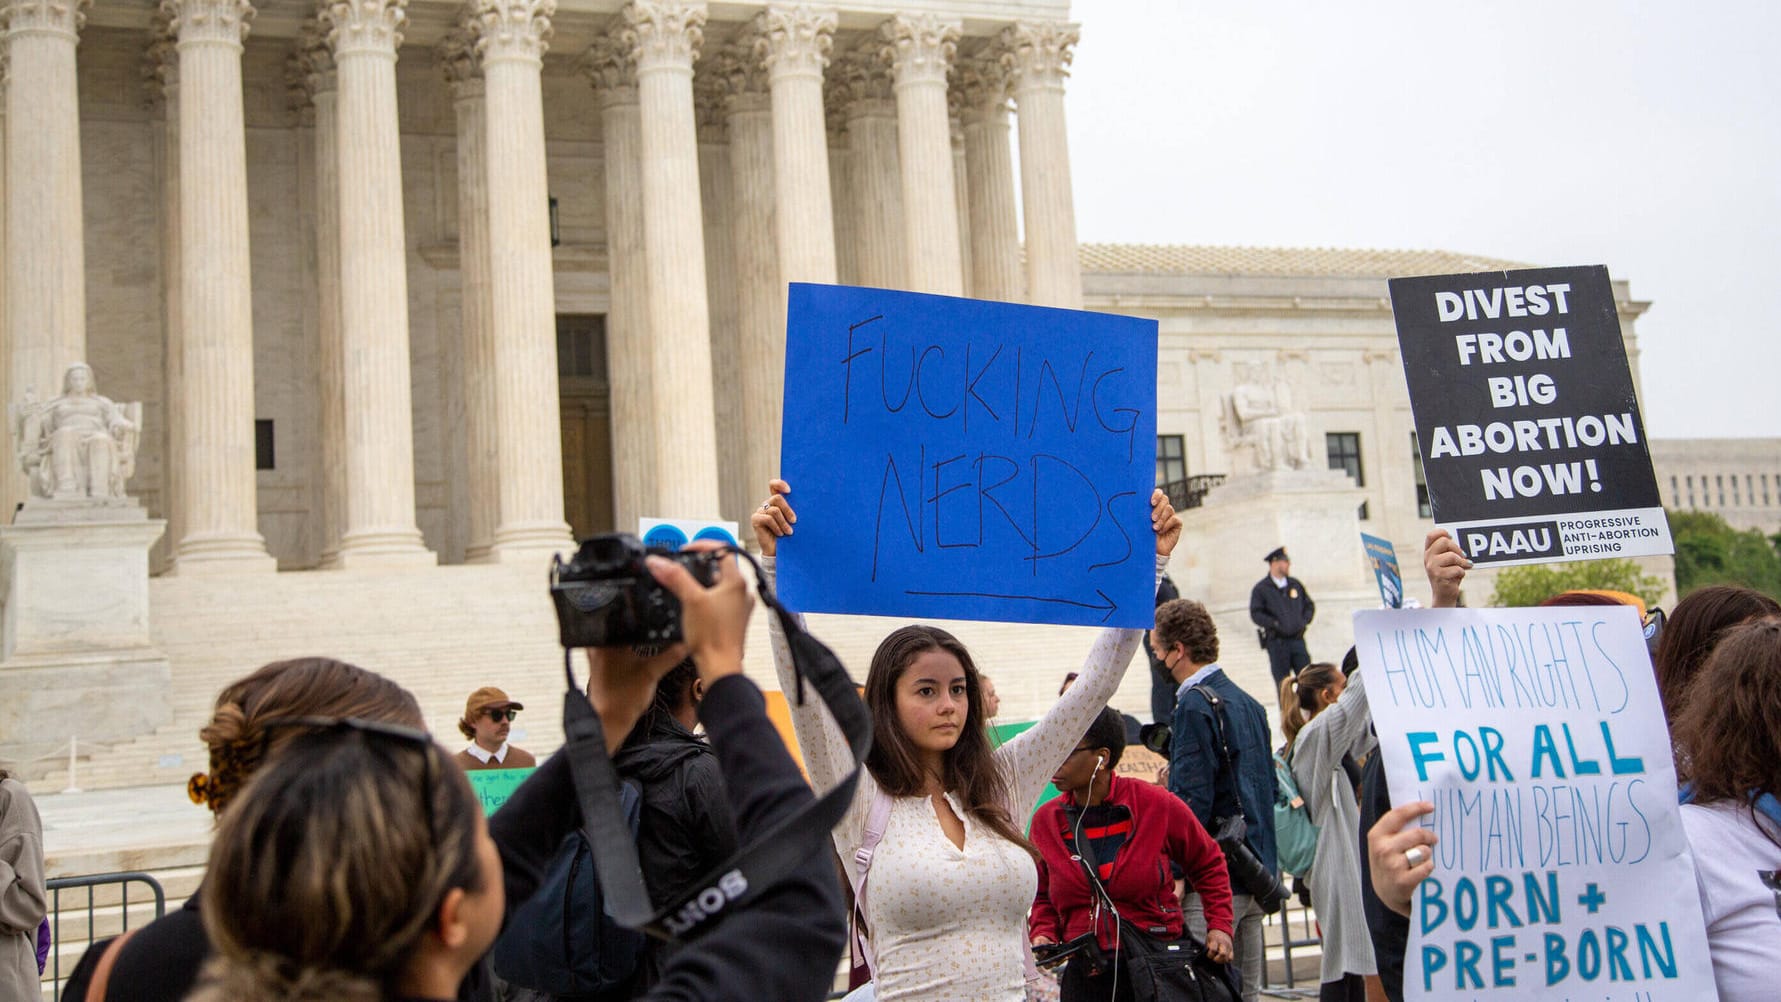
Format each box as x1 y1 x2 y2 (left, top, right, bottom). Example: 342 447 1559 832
22 557 1341 794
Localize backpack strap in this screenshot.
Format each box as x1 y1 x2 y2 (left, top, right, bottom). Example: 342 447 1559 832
847 787 895 977
84 928 140 1002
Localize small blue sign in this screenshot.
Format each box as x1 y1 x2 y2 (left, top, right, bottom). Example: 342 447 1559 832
1361 532 1403 609
777 284 1158 628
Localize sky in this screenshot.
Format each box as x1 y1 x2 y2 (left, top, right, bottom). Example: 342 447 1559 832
1063 0 1781 440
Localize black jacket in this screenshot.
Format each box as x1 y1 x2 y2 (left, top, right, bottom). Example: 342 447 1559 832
609 711 741 991
1249 576 1315 640
613 712 740 906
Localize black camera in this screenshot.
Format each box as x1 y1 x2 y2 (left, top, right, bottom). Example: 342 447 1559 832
550 534 720 649
1209 815 1290 914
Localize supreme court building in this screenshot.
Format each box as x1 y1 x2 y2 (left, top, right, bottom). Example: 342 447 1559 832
1 0 1671 787
3 0 1088 573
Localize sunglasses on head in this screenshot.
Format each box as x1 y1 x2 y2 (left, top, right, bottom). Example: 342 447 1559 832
484 708 519 722
261 715 443 849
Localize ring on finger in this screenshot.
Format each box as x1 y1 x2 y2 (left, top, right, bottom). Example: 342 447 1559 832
759 502 772 511
1405 846 1428 866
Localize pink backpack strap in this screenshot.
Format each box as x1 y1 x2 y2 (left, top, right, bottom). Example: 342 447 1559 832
848 787 895 977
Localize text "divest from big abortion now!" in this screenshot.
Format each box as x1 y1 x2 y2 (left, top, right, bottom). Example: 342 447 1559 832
1389 265 1672 567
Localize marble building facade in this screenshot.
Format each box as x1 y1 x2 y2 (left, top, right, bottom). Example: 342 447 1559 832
2 0 1082 573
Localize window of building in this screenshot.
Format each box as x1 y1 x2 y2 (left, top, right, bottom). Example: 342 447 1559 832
556 315 609 381
1670 476 1680 508
255 420 275 471
1326 432 1367 519
1412 431 1432 519
1157 434 1187 486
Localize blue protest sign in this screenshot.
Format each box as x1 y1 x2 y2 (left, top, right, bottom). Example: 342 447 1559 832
777 284 1158 628
1361 532 1404 608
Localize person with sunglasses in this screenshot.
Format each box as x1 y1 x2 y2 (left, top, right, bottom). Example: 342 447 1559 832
455 687 537 770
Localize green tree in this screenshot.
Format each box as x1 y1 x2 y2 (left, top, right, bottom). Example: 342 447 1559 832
1668 509 1781 600
1488 558 1667 609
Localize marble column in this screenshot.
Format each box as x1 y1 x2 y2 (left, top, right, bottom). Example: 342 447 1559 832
757 3 836 293
167 0 274 572
694 61 745 521
0 61 8 514
824 95 857 286
148 26 185 564
326 0 433 565
716 40 781 509
295 22 347 568
835 44 902 290
624 0 719 517
584 35 654 532
471 0 572 559
950 108 971 297
881 13 961 296
439 28 497 561
958 51 1021 303
4 0 90 500
1000 21 1081 309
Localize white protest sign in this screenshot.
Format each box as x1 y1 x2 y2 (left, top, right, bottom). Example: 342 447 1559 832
1356 606 1715 1002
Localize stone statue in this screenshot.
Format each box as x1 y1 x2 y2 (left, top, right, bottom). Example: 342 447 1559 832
1221 363 1314 472
12 363 141 502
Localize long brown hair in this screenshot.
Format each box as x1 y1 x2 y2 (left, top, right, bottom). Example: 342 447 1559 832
189 658 423 815
864 625 1037 860
191 727 485 1002
1672 617 1781 846
1655 585 1781 722
1279 662 1343 757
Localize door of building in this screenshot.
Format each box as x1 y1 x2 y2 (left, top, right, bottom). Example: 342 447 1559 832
558 314 613 540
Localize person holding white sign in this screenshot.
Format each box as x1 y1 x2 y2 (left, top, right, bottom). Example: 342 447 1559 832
752 479 1182 1002
1673 617 1781 1002
1282 661 1379 1002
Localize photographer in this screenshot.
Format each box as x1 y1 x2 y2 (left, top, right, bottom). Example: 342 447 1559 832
182 548 854 1002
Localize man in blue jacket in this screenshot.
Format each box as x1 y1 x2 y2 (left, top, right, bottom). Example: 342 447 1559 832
1156 598 1277 1002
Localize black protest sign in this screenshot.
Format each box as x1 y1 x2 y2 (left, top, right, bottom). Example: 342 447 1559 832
1389 265 1672 567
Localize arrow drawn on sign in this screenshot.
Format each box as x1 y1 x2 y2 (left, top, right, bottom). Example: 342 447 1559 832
903 589 1119 623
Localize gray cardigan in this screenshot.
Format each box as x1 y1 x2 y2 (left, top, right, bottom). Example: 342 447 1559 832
1289 670 1379 983
0 778 47 1002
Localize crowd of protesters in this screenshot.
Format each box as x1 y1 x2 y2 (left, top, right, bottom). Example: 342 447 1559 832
7 481 1772 1002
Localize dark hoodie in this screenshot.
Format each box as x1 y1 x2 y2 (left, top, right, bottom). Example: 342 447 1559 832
611 710 740 989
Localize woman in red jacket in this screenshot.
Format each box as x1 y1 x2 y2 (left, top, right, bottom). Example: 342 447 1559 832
1030 707 1235 1001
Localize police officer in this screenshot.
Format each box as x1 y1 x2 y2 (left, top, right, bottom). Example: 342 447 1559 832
1249 546 1314 688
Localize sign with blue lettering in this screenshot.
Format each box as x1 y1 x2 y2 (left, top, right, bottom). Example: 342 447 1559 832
1362 532 1403 608
1356 607 1714 1002
1389 266 1671 567
777 283 1158 628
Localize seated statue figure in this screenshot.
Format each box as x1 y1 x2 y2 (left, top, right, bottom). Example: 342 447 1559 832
14 363 140 501
1224 367 1313 472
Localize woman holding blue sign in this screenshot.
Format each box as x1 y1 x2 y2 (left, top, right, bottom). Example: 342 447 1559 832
753 479 1181 1002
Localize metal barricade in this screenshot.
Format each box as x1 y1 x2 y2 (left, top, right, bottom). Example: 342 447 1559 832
1261 890 1324 991
43 872 166 1001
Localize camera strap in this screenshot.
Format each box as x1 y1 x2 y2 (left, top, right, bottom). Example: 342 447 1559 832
558 546 872 943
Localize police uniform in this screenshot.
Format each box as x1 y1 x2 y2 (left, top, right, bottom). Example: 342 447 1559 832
1249 546 1314 687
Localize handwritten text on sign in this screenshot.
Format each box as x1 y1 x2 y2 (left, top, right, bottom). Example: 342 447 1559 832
776 284 1158 628
1389 267 1671 567
1356 607 1714 1002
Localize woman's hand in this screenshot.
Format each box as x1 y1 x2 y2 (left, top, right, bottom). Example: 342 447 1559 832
750 479 795 557
1030 934 1055 948
647 539 753 684
1424 529 1471 608
1367 800 1439 917
1151 488 1183 558
1204 929 1233 965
